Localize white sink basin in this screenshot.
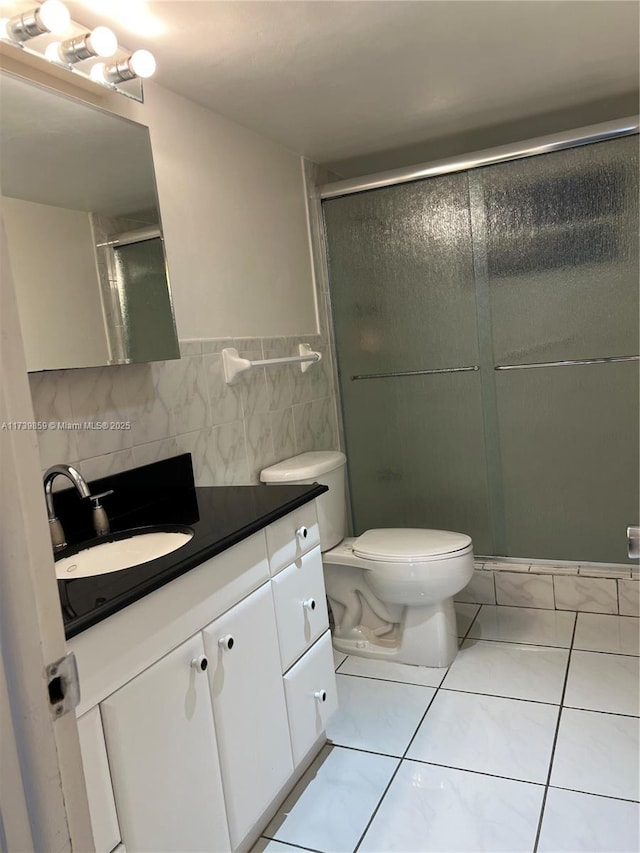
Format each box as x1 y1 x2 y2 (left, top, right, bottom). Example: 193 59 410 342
56 528 194 580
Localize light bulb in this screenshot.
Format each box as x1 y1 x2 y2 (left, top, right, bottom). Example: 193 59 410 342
86 26 117 58
44 41 63 62
128 49 155 78
36 0 70 35
101 49 157 85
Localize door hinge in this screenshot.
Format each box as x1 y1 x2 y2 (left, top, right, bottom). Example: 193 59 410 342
46 652 80 720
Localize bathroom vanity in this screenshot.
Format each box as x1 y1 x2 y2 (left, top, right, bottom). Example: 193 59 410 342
56 455 337 853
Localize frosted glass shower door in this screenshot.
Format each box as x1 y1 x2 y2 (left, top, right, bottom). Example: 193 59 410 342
114 237 177 363
477 137 639 563
324 135 638 564
324 176 493 553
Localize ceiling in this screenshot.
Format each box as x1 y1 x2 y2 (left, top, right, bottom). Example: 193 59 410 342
52 2 640 175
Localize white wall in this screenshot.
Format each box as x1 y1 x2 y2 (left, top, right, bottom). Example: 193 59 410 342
142 83 318 340
1 197 110 370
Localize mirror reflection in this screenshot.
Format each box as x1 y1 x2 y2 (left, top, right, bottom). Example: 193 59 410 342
0 71 180 371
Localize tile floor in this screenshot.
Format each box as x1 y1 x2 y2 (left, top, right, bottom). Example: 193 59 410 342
255 604 640 853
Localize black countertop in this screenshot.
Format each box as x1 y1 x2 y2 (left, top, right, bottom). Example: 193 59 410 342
56 455 326 639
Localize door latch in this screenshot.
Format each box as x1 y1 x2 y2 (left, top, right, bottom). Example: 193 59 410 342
46 652 80 719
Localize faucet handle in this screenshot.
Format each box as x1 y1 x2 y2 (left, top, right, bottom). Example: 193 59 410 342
89 490 113 537
88 489 114 505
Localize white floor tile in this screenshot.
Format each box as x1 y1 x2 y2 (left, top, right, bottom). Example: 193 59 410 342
359 761 544 853
573 613 640 655
468 605 575 647
454 602 480 637
551 708 639 801
538 788 640 853
333 649 347 671
251 839 308 853
565 651 639 716
442 640 569 703
327 674 434 756
407 690 558 783
337 655 446 687
263 745 397 853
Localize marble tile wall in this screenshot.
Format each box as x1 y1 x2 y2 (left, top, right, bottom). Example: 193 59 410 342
29 333 340 487
456 558 639 616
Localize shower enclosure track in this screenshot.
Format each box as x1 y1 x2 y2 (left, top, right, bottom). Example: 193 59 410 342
320 116 639 199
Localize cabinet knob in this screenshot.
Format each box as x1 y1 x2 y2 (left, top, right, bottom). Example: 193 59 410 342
303 597 316 612
218 635 235 651
296 526 308 541
314 689 328 703
191 655 208 672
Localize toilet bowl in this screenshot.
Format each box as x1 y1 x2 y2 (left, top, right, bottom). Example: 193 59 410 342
260 451 474 668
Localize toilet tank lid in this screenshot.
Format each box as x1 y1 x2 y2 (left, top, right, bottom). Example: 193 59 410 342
260 451 347 482
353 528 472 561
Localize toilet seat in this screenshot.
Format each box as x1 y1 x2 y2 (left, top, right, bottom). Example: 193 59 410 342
352 528 472 563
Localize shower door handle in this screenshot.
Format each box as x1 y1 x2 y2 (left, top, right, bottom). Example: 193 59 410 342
627 526 640 560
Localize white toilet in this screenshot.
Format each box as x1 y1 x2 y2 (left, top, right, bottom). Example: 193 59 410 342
260 451 474 667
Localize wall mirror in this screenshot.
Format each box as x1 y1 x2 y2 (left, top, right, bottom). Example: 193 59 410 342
0 71 180 371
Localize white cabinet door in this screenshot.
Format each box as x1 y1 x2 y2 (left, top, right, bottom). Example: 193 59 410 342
203 583 293 850
76 707 120 853
100 634 231 853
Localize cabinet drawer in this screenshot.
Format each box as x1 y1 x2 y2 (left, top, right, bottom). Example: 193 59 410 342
283 631 337 766
266 502 320 576
76 707 120 853
272 547 329 671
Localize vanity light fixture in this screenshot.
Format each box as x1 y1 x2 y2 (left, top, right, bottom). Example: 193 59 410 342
91 48 155 84
46 25 118 65
2 0 70 43
0 1 155 101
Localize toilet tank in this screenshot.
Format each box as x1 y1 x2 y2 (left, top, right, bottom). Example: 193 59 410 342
260 451 347 551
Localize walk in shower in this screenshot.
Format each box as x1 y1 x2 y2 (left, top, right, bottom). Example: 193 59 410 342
322 126 639 564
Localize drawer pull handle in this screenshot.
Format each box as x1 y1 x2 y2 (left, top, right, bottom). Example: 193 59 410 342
218 635 235 651
314 689 327 703
303 597 317 612
296 526 309 541
191 655 208 672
